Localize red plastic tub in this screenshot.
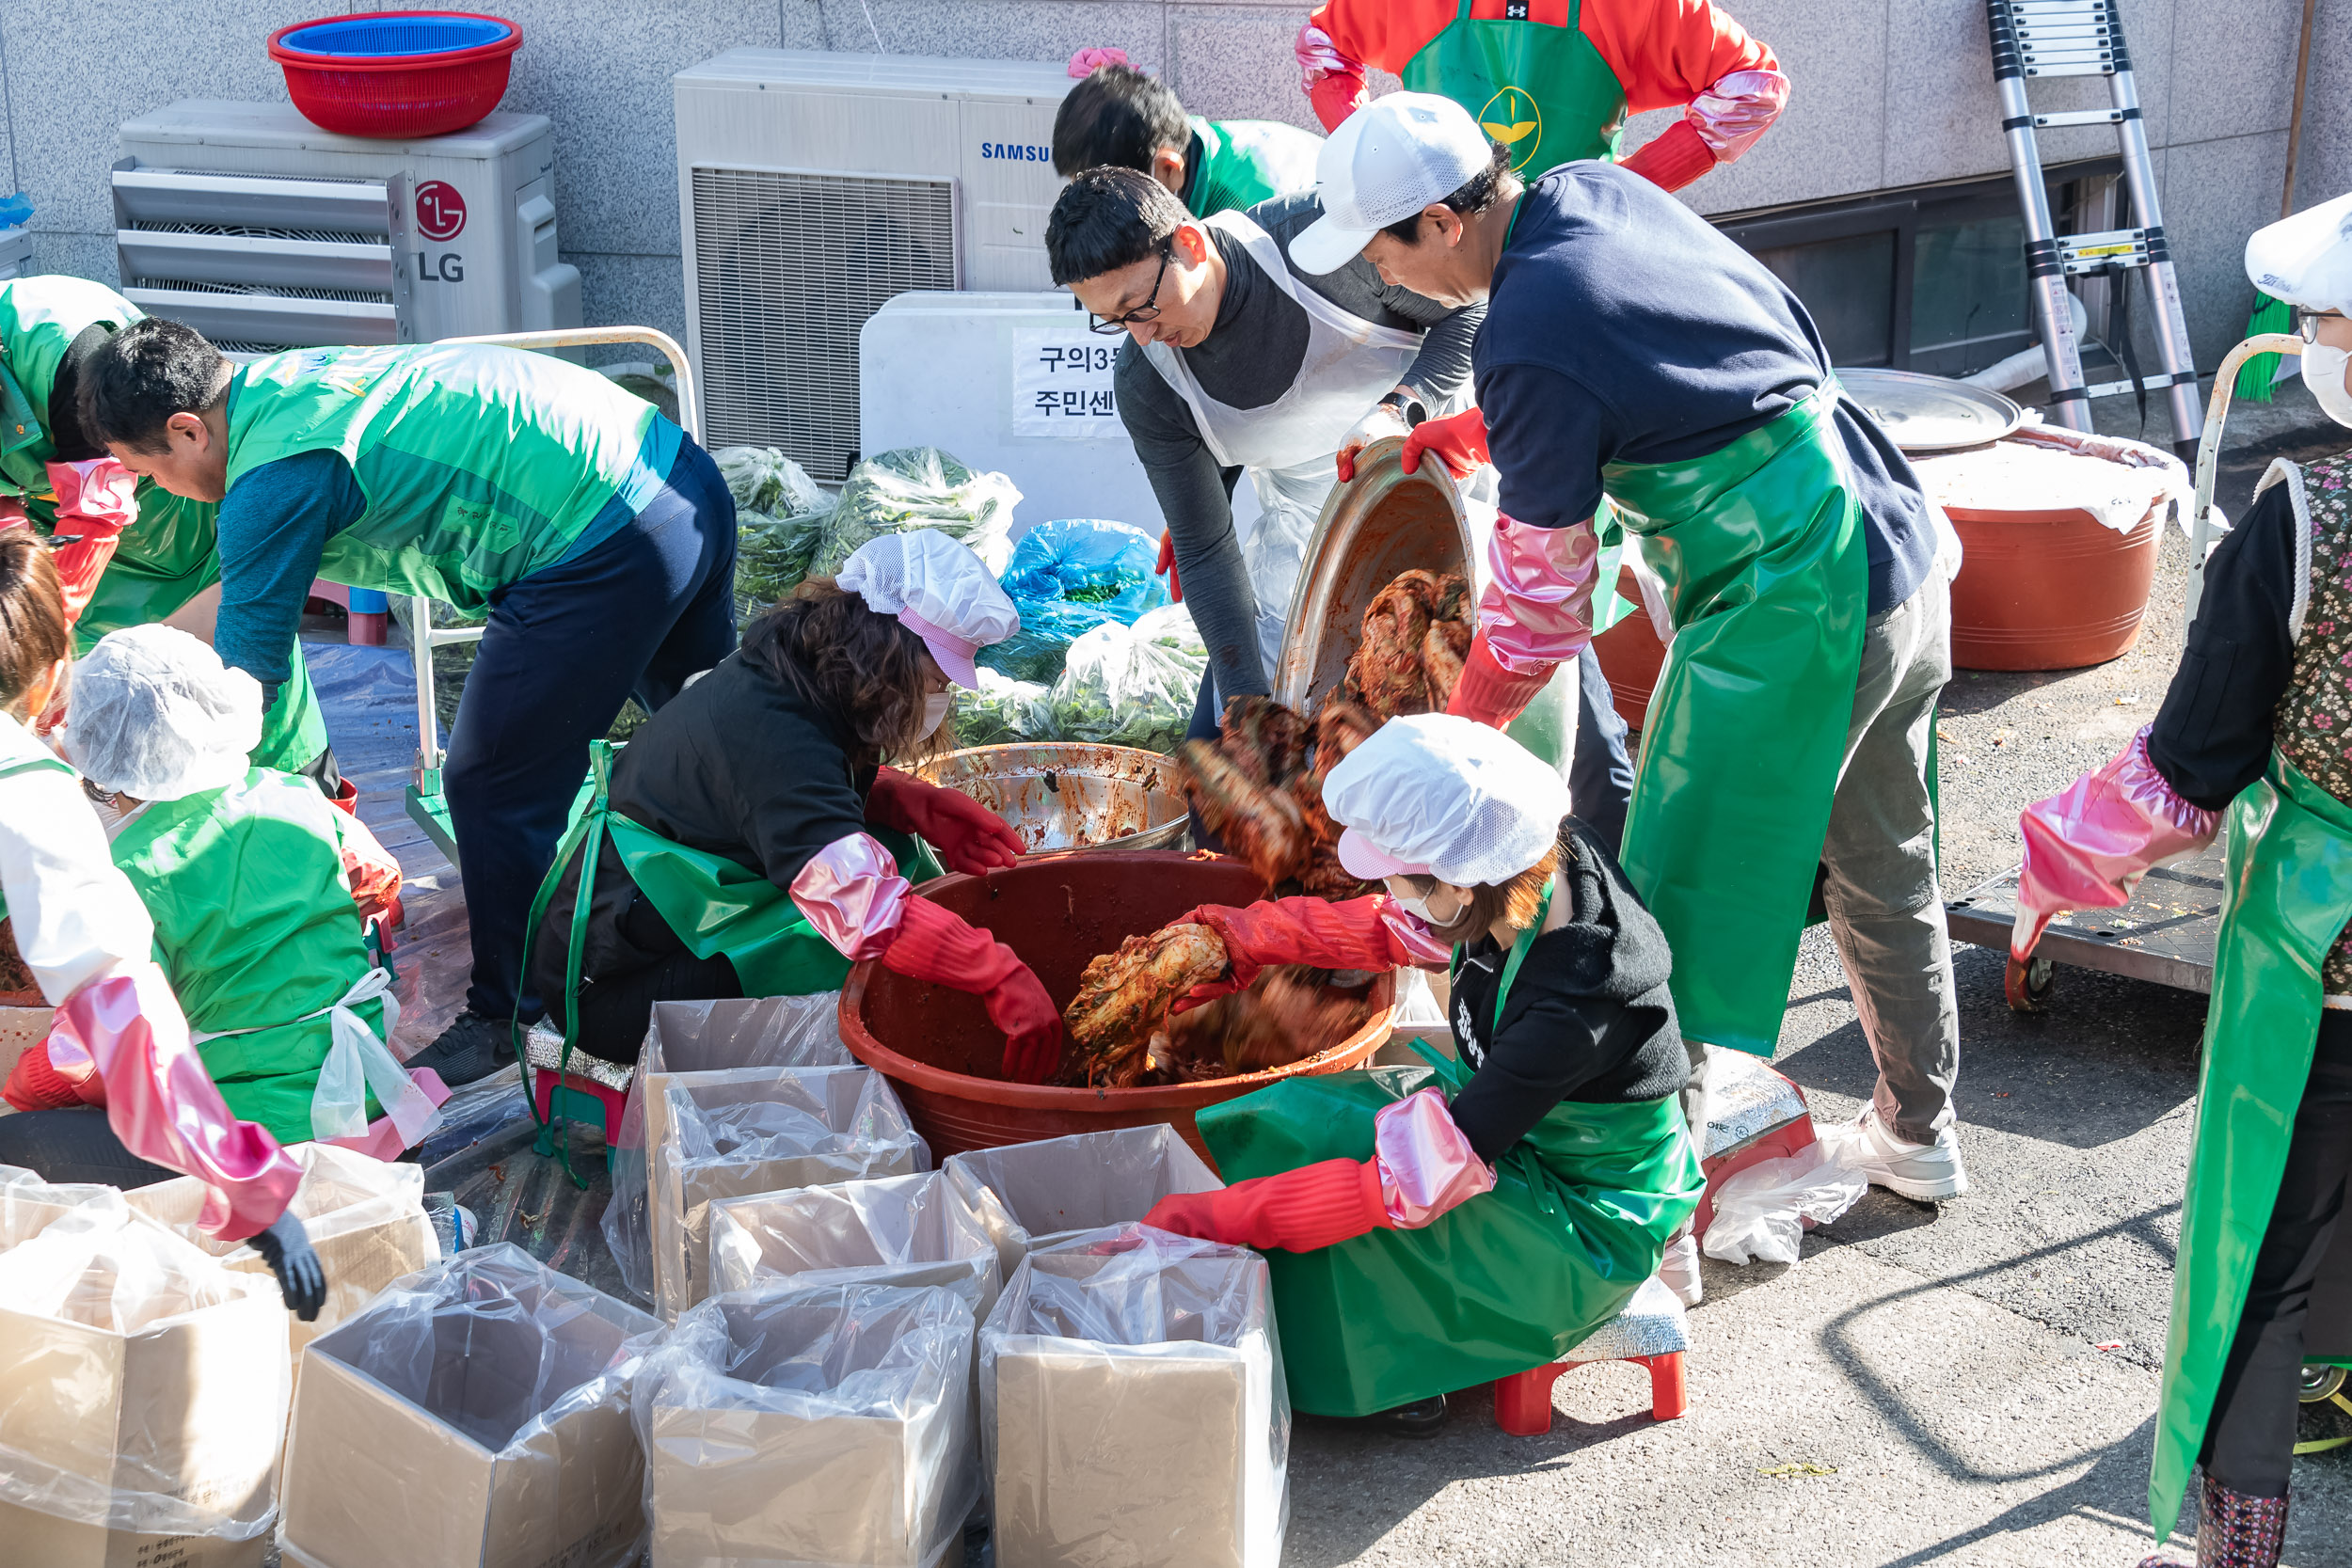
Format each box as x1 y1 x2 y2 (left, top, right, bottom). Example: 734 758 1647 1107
1590 568 1665 732
270 11 520 139
1946 503 2162 671
839 851 1395 1171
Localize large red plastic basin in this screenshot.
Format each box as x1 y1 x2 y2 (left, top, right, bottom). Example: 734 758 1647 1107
839 851 1394 1171
1948 503 2161 671
1590 568 1665 732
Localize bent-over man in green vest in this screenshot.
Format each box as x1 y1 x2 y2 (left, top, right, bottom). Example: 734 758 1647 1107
1055 56 1322 217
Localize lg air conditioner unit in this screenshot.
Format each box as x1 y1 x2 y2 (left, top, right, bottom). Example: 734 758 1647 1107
675 50 1075 481
113 100 580 354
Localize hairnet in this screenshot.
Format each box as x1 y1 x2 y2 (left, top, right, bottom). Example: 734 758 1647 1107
61 626 261 801
1322 713 1568 888
836 529 1021 689
2246 190 2352 317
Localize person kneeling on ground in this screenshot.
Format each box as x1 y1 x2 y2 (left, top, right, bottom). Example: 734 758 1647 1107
1 624 437 1176
528 530 1065 1082
1145 712 1704 1435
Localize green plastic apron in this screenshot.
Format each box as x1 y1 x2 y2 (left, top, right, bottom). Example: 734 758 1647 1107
2149 755 2352 1537
1402 0 1629 177
1199 895 1706 1417
1604 387 1868 1055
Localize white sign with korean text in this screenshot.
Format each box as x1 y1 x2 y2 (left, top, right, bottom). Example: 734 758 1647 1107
1012 330 1122 438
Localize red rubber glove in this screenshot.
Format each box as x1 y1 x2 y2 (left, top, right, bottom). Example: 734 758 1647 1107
866 767 1024 876
1309 70 1368 133
1170 897 1420 1011
1155 530 1183 603
1143 1159 1391 1252
1444 630 1557 730
1618 119 1719 194
3 1038 105 1112
881 896 1064 1083
1399 406 1488 480
44 459 138 629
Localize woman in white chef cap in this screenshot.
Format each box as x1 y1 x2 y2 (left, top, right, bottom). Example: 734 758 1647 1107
2010 194 2352 1566
524 529 1065 1083
1145 712 1704 1435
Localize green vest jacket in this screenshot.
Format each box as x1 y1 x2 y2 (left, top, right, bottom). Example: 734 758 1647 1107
224 344 684 613
1185 117 1324 216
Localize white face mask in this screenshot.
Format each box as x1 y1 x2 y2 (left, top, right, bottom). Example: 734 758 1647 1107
920 692 954 736
2304 341 2352 428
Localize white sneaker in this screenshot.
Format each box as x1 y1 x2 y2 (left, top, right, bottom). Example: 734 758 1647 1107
1658 1232 1703 1307
1828 1104 1969 1202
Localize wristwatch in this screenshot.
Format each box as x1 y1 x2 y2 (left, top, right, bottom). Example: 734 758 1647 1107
1379 389 1428 426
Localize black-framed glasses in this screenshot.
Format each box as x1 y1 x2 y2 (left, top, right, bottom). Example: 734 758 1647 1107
2298 309 2344 342
1088 245 1174 335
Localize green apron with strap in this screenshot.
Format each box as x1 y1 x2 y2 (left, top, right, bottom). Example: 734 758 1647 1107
225 344 682 614
112 768 387 1146
1604 386 1868 1055
2149 755 2352 1538
1402 0 1628 177
1199 894 1706 1417
1184 117 1325 216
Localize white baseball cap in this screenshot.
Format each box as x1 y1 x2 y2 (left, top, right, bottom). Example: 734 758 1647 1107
2246 190 2352 317
1289 92 1496 277
1324 713 1569 888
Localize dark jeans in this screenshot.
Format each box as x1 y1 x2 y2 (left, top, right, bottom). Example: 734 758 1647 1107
1187 649 1636 859
0 1108 171 1187
446 437 739 1023
2201 1010 2352 1497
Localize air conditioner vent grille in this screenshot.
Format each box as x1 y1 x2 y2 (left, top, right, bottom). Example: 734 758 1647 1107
691 166 955 482
128 277 390 304
127 219 380 245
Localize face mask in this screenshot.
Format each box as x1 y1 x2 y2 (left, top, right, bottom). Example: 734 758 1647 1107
2305 341 2352 428
920 692 954 736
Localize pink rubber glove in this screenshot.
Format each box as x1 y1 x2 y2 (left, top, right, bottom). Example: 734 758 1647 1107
1295 23 1369 130
1445 630 1558 730
881 896 1063 1083
1400 406 1488 479
1069 45 1130 77
1170 895 1447 1010
2012 724 2218 960
1687 68 1790 165
866 767 1024 876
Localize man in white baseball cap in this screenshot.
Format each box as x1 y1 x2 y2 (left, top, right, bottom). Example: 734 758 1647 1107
1291 92 1968 1205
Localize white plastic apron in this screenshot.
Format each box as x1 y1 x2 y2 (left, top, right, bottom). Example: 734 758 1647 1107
190 965 439 1145
1143 211 1424 676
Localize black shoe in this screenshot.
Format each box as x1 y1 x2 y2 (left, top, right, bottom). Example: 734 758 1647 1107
1368 1394 1447 1439
407 1009 516 1088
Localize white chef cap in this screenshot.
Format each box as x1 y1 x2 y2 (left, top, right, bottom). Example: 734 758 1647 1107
2247 190 2352 317
62 625 262 802
835 529 1021 688
1324 712 1570 888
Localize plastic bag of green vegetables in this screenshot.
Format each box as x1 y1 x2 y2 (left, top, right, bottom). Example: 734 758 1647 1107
1040 603 1207 754
717 447 834 622
956 668 1054 748
717 446 833 519
980 518 1168 684
812 448 1018 578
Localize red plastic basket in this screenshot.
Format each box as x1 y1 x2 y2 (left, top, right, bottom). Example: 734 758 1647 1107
269 10 521 139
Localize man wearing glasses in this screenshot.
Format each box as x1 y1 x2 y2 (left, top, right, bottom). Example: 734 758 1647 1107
1043 166 1636 848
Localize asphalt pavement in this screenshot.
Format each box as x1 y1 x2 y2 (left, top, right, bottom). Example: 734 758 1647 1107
1282 383 2352 1567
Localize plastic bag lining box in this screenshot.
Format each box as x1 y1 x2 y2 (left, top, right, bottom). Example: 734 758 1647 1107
981 1228 1287 1568
650 1064 930 1321
279 1245 658 1568
639 1282 977 1568
707 1169 1004 1323
943 1125 1222 1279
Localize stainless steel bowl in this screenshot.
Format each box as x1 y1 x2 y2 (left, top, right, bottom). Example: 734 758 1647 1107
919 742 1189 855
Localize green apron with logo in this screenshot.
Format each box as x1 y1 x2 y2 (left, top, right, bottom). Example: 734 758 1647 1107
2148 755 2352 1537
1402 0 1628 177
1199 893 1706 1417
112 768 387 1145
225 343 681 613
1603 386 1867 1056
1184 117 1325 216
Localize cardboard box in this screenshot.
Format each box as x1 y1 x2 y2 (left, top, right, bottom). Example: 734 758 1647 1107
943 1126 1222 1279
126 1142 437 1369
982 1232 1284 1568
279 1244 660 1568
650 1065 929 1321
639 1283 977 1568
0 1164 127 1250
707 1170 1003 1323
0 1212 289 1568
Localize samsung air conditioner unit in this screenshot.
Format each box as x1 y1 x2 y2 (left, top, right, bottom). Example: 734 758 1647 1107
113 100 580 354
675 49 1075 481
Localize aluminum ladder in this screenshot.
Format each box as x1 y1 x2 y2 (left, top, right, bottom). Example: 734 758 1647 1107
1987 0 2203 461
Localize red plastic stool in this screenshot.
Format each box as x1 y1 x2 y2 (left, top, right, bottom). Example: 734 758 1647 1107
1494 1352 1689 1435
530 1066 629 1144
1692 1057 1819 1238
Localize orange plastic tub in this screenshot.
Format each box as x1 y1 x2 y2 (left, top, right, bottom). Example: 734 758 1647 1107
838 851 1393 1171
1947 503 2162 671
1590 569 1665 732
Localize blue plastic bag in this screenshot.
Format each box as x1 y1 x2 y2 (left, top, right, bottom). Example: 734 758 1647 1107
981 518 1168 683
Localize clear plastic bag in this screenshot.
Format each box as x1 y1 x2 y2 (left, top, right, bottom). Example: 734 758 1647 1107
281 1244 659 1568
980 1225 1288 1568
942 1126 1222 1281
716 445 834 520
0 1206 290 1541
720 447 838 623
635 1280 978 1568
814 447 1019 579
1700 1141 1867 1268
958 667 1054 748
653 1066 930 1320
604 993 854 1304
0 1161 126 1250
984 519 1169 684
709 1169 1001 1318
1043 602 1211 754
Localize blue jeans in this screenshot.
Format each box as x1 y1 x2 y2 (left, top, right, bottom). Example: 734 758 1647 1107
444 438 739 1022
